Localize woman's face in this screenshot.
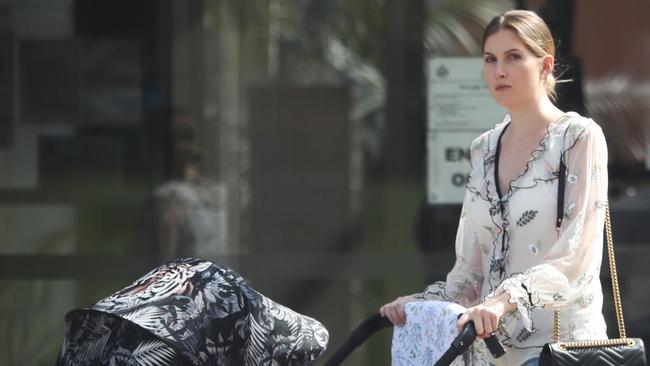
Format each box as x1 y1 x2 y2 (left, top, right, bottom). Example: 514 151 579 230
482 29 548 109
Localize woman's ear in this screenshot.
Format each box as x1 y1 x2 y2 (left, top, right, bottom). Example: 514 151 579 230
541 54 555 78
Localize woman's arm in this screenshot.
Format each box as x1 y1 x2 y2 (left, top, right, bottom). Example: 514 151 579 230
381 189 485 325
380 136 487 325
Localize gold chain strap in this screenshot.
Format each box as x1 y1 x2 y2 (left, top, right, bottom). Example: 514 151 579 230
605 204 627 340
553 203 629 347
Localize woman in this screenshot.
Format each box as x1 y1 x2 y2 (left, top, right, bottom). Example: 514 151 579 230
380 10 608 366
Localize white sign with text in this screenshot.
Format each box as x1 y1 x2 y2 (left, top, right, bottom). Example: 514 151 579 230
427 57 506 204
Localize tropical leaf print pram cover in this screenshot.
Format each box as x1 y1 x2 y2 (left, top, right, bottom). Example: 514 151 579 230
56 258 329 365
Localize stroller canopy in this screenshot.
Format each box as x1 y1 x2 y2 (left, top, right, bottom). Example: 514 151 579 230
56 258 329 365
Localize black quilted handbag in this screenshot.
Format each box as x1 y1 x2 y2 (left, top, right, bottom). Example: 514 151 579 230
539 158 647 366
539 338 646 365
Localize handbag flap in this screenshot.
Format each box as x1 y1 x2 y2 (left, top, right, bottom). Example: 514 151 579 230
540 338 646 366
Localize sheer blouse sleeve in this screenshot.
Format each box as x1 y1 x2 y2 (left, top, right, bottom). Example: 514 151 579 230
413 139 485 308
487 121 608 331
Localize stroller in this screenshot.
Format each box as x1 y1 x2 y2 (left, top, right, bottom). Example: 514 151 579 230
56 258 502 365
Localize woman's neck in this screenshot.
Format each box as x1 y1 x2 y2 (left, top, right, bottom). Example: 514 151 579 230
506 96 565 136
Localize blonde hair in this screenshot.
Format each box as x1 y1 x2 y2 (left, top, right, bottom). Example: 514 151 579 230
482 10 561 101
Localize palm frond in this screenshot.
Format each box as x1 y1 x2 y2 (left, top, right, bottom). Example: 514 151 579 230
121 306 168 332
75 329 111 362
131 339 178 366
244 314 272 366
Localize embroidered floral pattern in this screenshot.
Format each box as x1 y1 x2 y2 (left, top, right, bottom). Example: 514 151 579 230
516 328 535 343
517 210 539 227
528 241 541 256
567 174 578 184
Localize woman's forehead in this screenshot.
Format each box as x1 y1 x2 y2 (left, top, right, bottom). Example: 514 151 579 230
483 29 526 54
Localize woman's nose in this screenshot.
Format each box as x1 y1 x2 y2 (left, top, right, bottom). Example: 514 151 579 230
495 62 507 78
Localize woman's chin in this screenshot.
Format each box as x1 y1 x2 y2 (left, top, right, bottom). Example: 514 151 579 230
493 97 513 109
492 94 528 110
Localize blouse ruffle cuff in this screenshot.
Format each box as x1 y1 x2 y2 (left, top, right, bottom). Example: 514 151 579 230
414 282 456 303
487 274 537 332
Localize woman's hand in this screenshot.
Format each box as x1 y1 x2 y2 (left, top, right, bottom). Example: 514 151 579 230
456 293 516 338
379 295 415 326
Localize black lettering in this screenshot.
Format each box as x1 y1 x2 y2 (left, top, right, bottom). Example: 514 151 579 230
451 173 470 187
445 148 454 162
445 148 471 162
458 148 470 162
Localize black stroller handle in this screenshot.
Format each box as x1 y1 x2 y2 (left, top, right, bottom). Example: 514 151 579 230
434 320 506 366
322 313 505 366
322 313 392 366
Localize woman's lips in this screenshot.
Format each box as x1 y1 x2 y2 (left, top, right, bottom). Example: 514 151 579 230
495 85 511 91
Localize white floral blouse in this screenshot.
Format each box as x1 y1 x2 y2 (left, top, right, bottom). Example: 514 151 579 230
415 112 609 365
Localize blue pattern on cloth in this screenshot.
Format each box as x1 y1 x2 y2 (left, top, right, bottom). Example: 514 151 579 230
391 300 491 366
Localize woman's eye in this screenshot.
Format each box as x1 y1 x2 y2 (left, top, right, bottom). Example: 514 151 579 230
484 56 496 63
508 53 521 60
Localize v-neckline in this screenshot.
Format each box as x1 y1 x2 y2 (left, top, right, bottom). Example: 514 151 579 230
493 113 571 201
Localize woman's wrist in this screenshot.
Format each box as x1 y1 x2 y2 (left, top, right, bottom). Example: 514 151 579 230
489 292 517 316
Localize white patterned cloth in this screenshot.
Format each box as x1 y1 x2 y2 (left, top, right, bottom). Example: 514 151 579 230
392 301 491 366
